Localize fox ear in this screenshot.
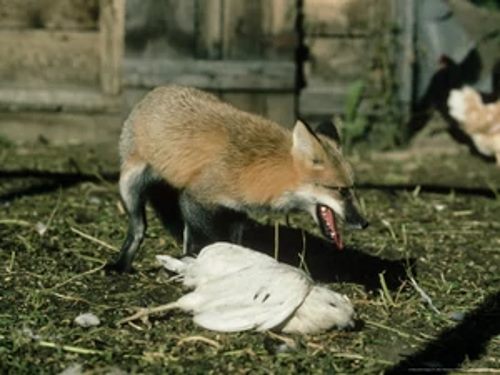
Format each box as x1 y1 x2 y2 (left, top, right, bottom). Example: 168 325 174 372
315 119 341 144
292 119 325 166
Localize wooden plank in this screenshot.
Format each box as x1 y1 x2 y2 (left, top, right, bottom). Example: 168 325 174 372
264 93 296 127
299 86 377 118
0 87 121 113
0 112 121 145
391 0 414 108
304 0 378 36
221 92 266 117
299 86 347 117
304 37 370 86
0 30 100 87
195 0 222 59
0 0 99 30
221 0 296 60
100 0 125 94
0 0 38 29
221 0 265 59
220 92 295 128
262 0 297 60
265 0 296 36
125 0 196 59
124 58 295 91
124 89 295 127
40 0 100 30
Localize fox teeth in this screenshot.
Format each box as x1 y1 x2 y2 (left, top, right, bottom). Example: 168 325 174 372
320 208 335 233
317 204 343 250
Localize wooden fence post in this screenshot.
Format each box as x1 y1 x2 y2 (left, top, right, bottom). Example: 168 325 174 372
100 0 125 95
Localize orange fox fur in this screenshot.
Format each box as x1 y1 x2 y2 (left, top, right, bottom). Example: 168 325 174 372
120 86 353 209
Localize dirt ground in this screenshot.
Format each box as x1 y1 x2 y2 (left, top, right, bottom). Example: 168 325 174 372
0 129 499 374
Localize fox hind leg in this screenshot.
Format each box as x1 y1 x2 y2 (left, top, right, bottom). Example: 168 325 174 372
107 162 152 272
148 181 183 243
179 192 214 254
179 192 248 254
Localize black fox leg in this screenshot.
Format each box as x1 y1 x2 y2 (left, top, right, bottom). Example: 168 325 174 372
107 163 151 272
148 181 183 243
179 191 249 254
229 221 245 245
182 222 211 255
179 192 214 254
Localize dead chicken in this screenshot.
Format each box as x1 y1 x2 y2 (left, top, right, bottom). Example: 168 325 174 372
118 242 355 334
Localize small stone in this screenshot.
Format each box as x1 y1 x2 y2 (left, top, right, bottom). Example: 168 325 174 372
58 364 83 375
35 222 48 236
433 204 446 212
22 327 41 340
448 311 465 321
89 196 101 205
263 337 297 354
74 312 100 328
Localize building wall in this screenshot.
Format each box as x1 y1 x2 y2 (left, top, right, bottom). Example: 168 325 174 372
0 0 395 143
123 0 297 128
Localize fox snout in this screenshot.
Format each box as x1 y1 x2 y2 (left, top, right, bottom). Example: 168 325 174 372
344 197 368 230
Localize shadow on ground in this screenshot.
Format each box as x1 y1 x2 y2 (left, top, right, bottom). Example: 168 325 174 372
0 170 118 203
239 222 414 292
386 290 500 374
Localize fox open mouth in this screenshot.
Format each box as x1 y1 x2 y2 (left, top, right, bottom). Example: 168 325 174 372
316 204 343 250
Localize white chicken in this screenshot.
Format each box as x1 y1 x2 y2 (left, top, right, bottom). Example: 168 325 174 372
448 86 500 166
118 242 355 334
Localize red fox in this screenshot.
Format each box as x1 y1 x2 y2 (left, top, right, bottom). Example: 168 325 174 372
109 85 368 272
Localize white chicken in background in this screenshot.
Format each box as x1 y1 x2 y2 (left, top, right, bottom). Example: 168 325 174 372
448 86 500 166
118 242 355 334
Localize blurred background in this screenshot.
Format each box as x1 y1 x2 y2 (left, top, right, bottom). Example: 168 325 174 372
0 0 498 149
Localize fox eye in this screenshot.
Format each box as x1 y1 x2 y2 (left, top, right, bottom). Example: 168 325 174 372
321 184 341 191
321 185 351 197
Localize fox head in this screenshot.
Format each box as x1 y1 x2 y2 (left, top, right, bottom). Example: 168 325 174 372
288 119 368 249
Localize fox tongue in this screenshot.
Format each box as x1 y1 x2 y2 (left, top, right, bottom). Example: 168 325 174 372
318 205 344 250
